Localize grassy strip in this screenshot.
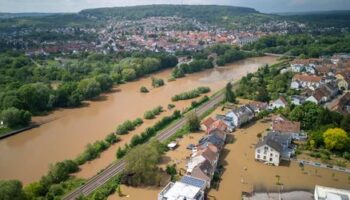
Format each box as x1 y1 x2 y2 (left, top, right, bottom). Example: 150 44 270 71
0 127 13 135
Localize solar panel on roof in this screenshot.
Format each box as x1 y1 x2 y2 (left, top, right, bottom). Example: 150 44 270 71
180 176 206 188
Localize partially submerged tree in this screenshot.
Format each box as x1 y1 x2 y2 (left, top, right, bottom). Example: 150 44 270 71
225 82 236 103
123 139 164 186
187 112 200 132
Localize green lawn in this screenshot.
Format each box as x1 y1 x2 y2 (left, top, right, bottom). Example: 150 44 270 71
0 127 13 136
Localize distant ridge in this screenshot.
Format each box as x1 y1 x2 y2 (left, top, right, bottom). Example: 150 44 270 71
276 10 350 16
79 4 259 22
0 13 58 19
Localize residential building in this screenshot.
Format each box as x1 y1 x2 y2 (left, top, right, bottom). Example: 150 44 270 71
247 101 268 113
314 185 350 200
291 74 323 90
158 176 206 200
271 115 302 139
291 95 306 105
269 96 288 109
226 105 255 127
255 131 294 166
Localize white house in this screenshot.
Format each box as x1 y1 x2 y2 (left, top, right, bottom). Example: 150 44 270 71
269 96 288 109
255 132 294 166
314 185 350 200
226 105 254 127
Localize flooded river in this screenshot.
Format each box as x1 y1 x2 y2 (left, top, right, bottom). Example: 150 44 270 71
0 56 277 184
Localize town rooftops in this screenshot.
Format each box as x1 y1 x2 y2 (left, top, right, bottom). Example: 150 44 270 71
315 185 350 200
293 74 322 83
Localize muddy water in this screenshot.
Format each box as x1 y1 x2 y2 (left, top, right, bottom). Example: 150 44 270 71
114 105 350 200
209 116 350 200
0 56 277 185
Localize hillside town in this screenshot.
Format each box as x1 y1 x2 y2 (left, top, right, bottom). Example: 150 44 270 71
0 16 307 56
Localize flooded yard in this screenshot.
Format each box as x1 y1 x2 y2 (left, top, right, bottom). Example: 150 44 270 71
0 56 278 184
110 105 350 200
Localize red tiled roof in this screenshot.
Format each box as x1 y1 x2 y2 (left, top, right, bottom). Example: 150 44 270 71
202 117 215 129
272 117 301 133
293 74 322 83
209 120 227 132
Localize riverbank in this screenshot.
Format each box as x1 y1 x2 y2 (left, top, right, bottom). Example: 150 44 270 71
0 124 39 140
0 56 278 185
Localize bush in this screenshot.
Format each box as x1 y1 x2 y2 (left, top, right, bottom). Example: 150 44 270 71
343 152 350 160
116 118 143 135
105 133 120 144
151 77 165 88
140 86 149 93
168 104 175 110
115 110 181 160
144 106 163 119
1 107 31 128
171 87 210 101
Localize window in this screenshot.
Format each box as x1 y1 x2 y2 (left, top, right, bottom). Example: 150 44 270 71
263 156 266 160
257 155 260 159
270 158 273 161
270 153 273 157
264 146 268 151
257 149 260 153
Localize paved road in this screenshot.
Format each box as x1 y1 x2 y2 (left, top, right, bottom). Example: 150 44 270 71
63 92 224 200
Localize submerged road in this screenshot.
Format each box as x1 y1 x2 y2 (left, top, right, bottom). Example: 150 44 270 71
63 92 224 200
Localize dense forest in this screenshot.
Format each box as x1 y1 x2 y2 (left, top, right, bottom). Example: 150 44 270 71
243 33 350 58
0 51 177 129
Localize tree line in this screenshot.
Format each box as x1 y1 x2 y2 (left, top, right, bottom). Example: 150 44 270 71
0 52 178 129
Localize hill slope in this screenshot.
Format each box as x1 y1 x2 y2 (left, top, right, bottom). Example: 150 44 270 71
80 4 260 23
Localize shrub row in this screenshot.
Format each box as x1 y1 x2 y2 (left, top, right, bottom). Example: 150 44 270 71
171 87 210 101
144 106 163 119
116 118 143 135
75 133 120 165
116 110 181 159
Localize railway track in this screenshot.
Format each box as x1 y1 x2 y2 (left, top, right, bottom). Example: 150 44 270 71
63 92 224 200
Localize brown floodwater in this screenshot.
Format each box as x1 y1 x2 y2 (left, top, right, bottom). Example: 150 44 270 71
0 56 277 185
112 103 350 200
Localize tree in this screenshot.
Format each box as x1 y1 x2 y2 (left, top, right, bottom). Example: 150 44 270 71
171 67 185 78
0 180 27 200
24 182 46 199
225 82 236 103
121 68 136 81
77 78 101 99
1 107 31 128
18 83 51 113
123 140 163 186
95 74 113 91
340 115 350 133
323 128 350 151
187 112 200 132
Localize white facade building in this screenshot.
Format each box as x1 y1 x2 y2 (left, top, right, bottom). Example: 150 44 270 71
314 185 350 200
